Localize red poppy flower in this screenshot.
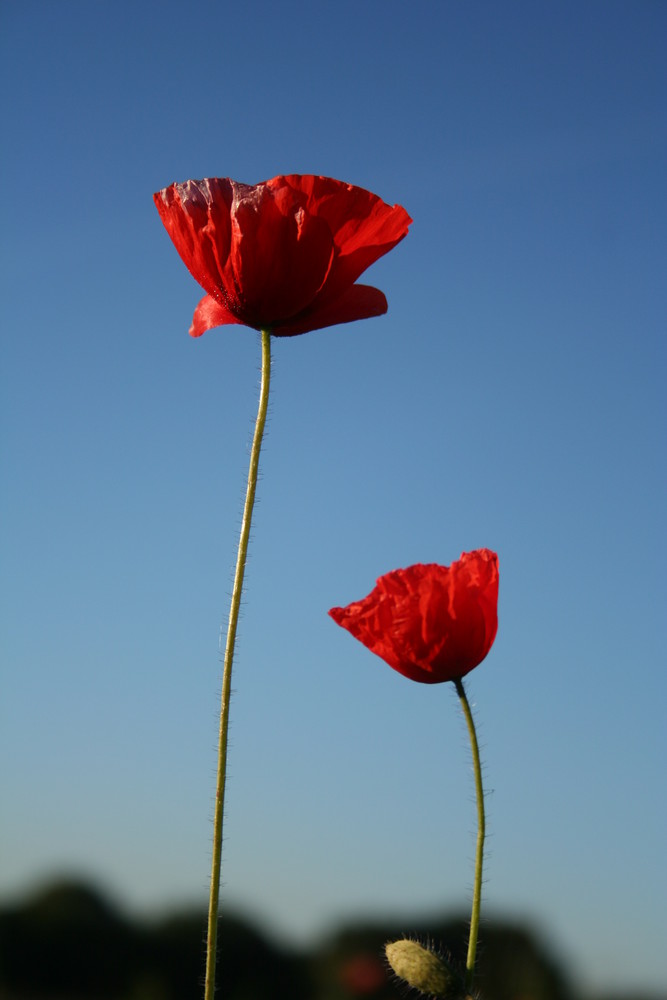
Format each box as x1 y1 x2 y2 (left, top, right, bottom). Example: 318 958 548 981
154 175 412 337
329 550 499 684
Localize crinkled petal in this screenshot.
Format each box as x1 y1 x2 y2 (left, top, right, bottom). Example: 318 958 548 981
154 180 235 306
329 551 499 684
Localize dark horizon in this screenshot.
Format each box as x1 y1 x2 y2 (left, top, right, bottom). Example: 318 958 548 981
1 876 662 1000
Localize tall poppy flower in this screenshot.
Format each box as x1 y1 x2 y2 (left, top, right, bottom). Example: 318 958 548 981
154 174 412 337
329 549 499 683
154 173 411 1000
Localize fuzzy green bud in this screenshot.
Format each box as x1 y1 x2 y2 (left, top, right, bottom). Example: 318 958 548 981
385 939 463 999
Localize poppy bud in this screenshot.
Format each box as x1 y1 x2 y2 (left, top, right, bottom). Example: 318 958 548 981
385 939 466 999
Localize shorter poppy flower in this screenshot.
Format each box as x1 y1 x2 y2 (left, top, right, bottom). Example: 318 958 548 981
154 174 411 337
329 549 499 684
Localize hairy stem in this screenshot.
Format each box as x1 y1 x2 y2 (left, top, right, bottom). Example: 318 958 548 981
454 676 485 992
204 329 271 1000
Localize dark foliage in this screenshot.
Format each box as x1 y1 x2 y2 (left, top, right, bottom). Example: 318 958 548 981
0 880 139 998
0 878 656 1000
0 880 308 1000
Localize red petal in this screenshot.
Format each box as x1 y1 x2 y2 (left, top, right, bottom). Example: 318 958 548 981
189 295 243 338
272 284 387 337
154 180 235 306
278 175 412 304
229 184 335 325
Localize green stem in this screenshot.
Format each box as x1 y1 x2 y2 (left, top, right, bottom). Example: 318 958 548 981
204 329 272 1000
454 676 485 993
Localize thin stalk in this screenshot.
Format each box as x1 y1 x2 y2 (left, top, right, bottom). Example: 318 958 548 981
204 329 272 1000
454 676 485 993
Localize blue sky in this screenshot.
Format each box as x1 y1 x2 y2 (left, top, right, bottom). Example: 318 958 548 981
1 1 666 994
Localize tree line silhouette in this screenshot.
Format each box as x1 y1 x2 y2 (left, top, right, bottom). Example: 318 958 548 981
0 878 652 1000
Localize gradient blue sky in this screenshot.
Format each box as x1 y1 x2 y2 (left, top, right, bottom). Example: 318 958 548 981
2 1 666 994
